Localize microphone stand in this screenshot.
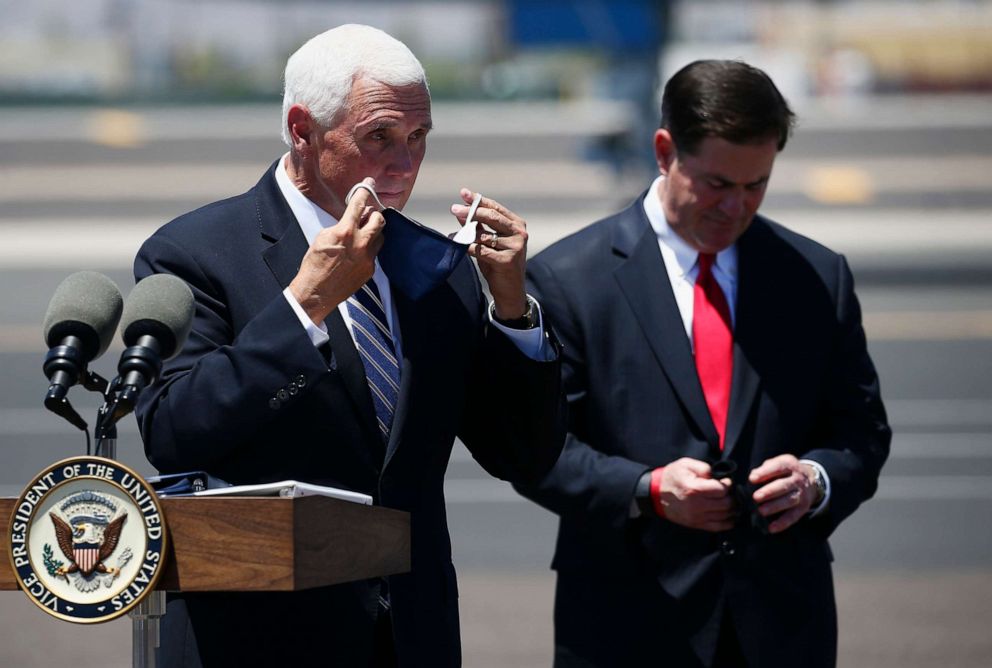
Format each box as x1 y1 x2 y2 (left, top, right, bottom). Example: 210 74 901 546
93 375 126 459
93 405 117 459
41 366 164 666
93 376 165 668
86 372 116 459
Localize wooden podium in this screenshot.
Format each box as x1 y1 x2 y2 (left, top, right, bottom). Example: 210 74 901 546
1 495 411 592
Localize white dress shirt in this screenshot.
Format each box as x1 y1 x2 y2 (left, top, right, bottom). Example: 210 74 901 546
641 176 831 513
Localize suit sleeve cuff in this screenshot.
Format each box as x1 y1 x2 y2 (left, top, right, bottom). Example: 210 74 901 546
488 295 556 362
283 287 329 348
629 470 652 518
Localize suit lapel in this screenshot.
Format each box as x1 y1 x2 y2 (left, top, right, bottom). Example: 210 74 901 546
722 222 764 459
612 202 719 449
255 164 382 461
382 289 420 470
723 337 760 459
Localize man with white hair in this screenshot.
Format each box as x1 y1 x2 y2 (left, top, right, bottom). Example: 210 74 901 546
133 24 564 667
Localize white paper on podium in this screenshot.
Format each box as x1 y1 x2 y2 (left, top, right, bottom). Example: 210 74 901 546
190 480 373 505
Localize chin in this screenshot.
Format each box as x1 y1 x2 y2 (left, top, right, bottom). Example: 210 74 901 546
702 222 748 250
379 192 406 209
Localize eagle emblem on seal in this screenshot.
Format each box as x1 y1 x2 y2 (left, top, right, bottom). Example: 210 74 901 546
49 511 126 577
42 491 133 591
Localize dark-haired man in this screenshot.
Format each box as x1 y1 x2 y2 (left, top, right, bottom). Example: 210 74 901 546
516 60 891 667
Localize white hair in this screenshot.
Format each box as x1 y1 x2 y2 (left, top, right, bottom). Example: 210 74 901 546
281 24 429 146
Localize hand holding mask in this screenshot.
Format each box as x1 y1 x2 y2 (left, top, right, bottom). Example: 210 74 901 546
449 188 531 321
709 459 772 535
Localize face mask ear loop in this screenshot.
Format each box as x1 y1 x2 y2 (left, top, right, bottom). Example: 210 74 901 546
345 182 387 210
466 192 483 227
452 192 484 245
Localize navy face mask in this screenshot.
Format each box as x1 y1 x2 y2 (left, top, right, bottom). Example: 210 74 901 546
346 183 479 301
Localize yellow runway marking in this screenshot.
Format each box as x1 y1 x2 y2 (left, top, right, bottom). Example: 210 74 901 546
803 165 874 204
864 310 992 340
86 109 146 149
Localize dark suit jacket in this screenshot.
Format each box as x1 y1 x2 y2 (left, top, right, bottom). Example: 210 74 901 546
518 194 890 668
133 164 564 667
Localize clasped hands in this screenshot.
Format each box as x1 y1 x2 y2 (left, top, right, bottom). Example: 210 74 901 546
289 178 530 326
652 455 821 534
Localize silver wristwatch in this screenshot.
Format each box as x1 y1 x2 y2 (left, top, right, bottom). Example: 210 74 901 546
808 464 827 507
491 296 539 330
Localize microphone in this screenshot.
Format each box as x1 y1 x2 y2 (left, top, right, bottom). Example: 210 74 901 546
42 272 124 422
114 274 195 411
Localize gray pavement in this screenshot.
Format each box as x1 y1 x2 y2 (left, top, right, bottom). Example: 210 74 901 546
1 97 991 666
3 570 991 667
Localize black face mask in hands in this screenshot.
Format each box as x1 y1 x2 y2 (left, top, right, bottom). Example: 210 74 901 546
346 183 471 301
709 459 771 535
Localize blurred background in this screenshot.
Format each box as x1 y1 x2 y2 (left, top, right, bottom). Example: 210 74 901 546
1 0 991 666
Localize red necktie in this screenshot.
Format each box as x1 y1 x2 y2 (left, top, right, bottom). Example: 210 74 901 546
693 253 733 449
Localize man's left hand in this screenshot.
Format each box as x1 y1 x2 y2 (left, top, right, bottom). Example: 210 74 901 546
450 189 529 320
748 454 820 534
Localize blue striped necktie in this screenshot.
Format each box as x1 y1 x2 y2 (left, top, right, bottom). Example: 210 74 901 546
347 280 400 442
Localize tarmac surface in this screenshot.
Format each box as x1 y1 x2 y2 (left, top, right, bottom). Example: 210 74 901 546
2 571 991 667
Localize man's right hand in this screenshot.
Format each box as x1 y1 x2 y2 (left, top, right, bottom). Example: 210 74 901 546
289 177 386 325
653 458 736 532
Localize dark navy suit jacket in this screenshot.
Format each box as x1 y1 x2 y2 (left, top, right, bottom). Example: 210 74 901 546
133 164 564 667
518 194 890 667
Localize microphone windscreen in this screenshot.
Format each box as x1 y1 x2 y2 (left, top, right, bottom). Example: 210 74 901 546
43 271 124 361
121 274 195 360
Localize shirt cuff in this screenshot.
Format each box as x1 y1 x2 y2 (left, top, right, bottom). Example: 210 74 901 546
488 295 556 361
629 471 651 518
283 287 329 348
800 459 831 518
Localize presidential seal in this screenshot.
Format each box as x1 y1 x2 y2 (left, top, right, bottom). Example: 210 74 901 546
6 456 168 623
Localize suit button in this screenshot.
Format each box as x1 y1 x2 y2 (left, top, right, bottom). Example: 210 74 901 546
277 389 289 401
268 397 281 410
295 375 307 387
287 383 299 396
720 540 736 556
